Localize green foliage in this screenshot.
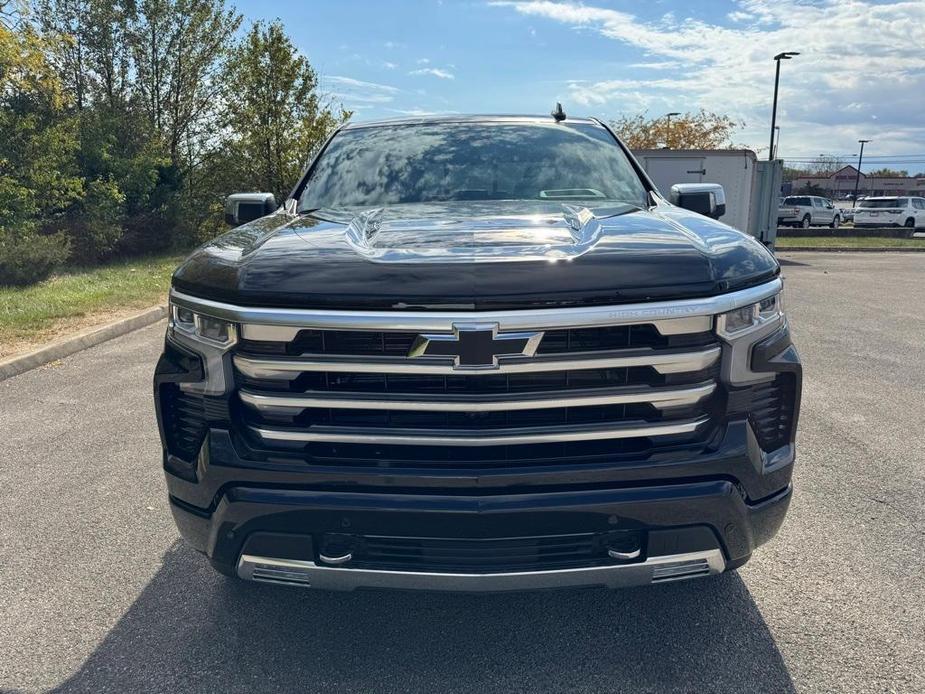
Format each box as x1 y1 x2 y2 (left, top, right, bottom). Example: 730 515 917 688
0 251 181 344
222 20 349 201
0 20 79 284
0 232 71 286
65 178 125 261
1 0 346 285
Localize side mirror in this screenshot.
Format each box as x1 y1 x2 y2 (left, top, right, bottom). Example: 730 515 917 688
224 193 277 227
669 183 726 220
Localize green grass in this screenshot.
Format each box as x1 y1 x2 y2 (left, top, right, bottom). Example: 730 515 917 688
776 235 925 249
0 253 182 354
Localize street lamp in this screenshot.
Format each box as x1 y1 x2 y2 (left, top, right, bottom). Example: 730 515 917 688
769 52 799 161
853 140 870 206
665 112 680 149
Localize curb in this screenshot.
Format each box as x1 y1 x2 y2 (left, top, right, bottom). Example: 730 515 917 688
0 305 167 382
776 247 925 253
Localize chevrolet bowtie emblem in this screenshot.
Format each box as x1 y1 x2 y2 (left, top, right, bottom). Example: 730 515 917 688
409 323 544 369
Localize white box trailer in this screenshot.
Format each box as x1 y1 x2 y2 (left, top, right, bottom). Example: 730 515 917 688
632 149 781 247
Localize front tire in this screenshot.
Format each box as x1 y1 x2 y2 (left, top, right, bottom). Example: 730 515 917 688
905 217 916 237
801 214 811 229
830 215 840 229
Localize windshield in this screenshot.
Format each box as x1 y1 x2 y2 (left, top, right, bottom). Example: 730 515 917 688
298 121 649 210
858 198 906 208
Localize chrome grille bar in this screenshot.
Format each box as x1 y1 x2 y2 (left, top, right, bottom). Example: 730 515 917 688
233 346 721 380
249 416 709 446
239 383 716 413
170 278 781 337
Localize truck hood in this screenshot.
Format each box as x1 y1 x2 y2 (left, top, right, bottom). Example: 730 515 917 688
172 201 779 310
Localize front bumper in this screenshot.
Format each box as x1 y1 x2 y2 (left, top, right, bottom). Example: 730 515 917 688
165 419 794 590
156 294 801 592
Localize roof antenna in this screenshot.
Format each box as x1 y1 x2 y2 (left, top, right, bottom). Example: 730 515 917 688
551 102 566 122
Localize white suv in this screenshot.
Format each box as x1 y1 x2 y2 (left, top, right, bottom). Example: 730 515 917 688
778 195 841 228
853 197 925 235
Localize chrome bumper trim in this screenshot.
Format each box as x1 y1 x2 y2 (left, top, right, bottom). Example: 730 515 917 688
233 346 721 379
248 415 709 446
169 278 781 337
238 383 716 413
236 549 726 591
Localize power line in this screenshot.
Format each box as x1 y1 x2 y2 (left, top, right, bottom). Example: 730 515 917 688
779 153 925 160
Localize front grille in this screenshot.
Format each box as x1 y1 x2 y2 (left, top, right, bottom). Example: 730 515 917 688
229 314 724 465
237 324 715 357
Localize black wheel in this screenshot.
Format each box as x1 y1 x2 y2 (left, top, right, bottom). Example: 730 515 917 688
830 215 840 229
904 217 916 237
801 214 811 229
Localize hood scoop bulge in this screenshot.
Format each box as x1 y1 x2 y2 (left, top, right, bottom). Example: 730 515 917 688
342 204 631 264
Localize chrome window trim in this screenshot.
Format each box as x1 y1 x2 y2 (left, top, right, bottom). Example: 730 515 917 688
168 278 781 338
232 346 721 379
238 382 716 413
248 415 709 446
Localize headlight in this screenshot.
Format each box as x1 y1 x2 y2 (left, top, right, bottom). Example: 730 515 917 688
716 292 783 339
169 302 237 348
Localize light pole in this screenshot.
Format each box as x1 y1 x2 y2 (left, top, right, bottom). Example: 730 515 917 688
769 52 799 161
665 112 680 149
853 139 869 206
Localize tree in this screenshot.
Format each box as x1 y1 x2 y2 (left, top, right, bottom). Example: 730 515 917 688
807 154 847 176
867 168 909 178
782 165 809 183
793 182 826 196
611 110 743 150
0 16 77 283
221 20 349 201
129 0 242 170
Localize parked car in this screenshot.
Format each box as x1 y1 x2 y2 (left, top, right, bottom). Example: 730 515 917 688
155 114 801 592
853 197 925 235
838 206 855 223
777 195 841 228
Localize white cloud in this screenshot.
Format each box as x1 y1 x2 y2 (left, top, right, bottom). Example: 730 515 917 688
726 11 753 23
417 58 431 65
491 0 925 156
409 67 456 79
325 76 400 104
382 61 397 70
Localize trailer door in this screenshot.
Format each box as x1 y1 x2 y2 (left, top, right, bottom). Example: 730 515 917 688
645 157 706 194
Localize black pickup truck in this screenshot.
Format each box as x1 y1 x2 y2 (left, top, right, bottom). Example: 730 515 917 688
154 114 801 591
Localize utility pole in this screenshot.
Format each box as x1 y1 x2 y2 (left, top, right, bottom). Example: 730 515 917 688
853 139 869 206
769 52 799 161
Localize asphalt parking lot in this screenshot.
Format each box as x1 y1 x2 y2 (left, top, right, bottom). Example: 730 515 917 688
1 252 923 693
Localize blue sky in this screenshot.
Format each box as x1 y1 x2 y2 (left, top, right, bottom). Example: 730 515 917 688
236 0 925 172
